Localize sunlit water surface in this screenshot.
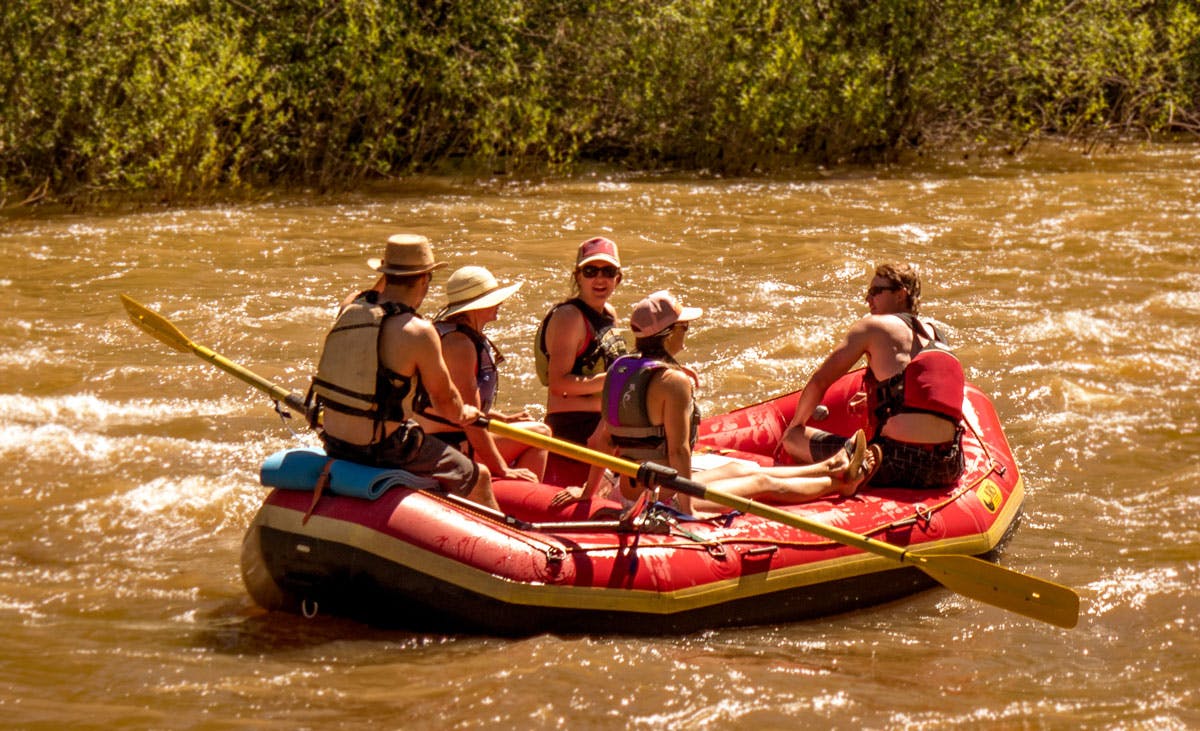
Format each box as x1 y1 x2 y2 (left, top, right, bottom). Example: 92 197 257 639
2 145 1197 728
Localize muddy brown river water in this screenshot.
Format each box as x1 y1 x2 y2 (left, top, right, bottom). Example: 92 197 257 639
1 144 1197 728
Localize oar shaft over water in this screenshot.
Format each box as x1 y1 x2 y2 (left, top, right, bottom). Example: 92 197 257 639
121 294 310 416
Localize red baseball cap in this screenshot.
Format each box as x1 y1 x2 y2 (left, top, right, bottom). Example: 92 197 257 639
575 237 620 268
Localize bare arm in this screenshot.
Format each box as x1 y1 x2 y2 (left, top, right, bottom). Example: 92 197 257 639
789 319 874 428
440 331 521 476
383 317 475 426
654 369 696 512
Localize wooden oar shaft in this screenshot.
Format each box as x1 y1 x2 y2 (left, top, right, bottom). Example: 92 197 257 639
189 341 307 412
121 294 309 417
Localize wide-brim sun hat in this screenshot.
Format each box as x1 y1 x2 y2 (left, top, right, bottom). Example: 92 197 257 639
630 290 702 336
367 233 448 275
575 237 621 268
437 265 522 319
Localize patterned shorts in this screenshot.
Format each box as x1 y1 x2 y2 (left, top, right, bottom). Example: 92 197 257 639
870 430 964 489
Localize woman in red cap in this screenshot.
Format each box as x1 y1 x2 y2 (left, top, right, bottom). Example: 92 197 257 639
534 237 629 481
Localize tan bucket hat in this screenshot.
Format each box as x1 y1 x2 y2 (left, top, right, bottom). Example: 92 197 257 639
367 234 448 275
436 266 522 319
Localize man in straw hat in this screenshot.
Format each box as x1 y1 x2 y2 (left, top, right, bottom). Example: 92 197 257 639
417 266 551 482
309 234 498 510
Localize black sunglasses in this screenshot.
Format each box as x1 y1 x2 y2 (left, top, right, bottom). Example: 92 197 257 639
866 284 901 297
579 264 620 279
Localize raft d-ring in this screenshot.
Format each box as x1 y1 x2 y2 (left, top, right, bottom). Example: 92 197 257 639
301 598 319 619
544 546 565 564
914 503 932 526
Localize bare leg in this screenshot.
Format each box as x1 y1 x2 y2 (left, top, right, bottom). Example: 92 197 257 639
496 421 551 482
781 423 823 463
699 430 862 483
466 465 500 511
780 428 865 477
692 446 879 512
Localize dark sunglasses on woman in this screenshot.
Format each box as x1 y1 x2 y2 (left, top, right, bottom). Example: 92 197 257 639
579 264 620 279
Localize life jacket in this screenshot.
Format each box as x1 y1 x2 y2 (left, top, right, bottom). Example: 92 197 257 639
534 298 627 386
308 291 424 426
434 320 501 414
866 313 964 437
602 354 701 462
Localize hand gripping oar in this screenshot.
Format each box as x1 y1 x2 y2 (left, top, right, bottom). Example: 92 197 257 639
480 418 1080 629
120 294 311 419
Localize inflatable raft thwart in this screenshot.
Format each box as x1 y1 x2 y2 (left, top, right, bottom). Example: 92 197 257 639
240 368 1026 634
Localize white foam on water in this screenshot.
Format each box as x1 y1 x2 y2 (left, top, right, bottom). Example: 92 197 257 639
0 393 241 429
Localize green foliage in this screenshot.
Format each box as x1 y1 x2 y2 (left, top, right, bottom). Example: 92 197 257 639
2 0 1199 202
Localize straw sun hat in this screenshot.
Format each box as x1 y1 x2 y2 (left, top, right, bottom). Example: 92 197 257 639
436 266 522 319
367 234 448 275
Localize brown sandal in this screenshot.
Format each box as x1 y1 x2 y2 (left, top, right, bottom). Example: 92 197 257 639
843 429 867 480
859 444 883 486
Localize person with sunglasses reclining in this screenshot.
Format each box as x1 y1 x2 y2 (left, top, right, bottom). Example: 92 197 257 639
781 263 965 490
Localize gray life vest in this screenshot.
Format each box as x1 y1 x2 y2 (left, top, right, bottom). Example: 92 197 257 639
434 320 500 414
601 354 700 463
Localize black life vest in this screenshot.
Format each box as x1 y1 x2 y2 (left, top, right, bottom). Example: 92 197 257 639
534 298 627 386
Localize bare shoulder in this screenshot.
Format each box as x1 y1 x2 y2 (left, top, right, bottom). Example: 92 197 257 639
440 328 476 359
382 312 436 346
546 302 584 331
544 303 586 346
657 367 697 397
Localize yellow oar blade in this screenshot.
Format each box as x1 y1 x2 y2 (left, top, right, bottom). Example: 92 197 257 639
120 294 310 416
120 294 193 353
907 553 1080 629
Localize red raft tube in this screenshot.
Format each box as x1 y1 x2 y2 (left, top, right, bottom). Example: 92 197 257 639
241 369 1024 635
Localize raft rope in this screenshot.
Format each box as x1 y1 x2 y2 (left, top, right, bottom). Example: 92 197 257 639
412 408 1006 559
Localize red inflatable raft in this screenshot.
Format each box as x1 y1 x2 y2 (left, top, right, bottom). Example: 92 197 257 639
241 369 1024 634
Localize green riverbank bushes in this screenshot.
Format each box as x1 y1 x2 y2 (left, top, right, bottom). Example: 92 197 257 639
2 0 1198 203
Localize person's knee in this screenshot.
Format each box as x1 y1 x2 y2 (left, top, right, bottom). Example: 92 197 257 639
781 425 809 458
